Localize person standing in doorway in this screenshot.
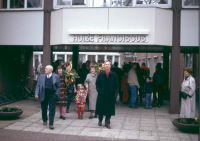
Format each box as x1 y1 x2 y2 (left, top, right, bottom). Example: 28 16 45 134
35 65 60 130
111 62 123 102
152 63 164 107
95 61 119 129
128 63 140 109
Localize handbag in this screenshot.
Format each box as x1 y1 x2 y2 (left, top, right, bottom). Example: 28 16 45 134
180 91 191 99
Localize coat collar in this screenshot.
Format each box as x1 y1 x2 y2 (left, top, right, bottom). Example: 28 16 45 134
102 70 113 75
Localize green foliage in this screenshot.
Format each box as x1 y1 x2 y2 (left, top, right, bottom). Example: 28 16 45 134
0 106 21 112
175 118 199 124
63 69 79 80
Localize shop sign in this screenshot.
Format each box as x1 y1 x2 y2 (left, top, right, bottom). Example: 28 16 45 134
70 34 148 43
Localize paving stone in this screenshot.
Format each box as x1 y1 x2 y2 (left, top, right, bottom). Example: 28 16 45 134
23 127 44 132
41 128 62 134
159 137 180 141
158 132 178 138
178 133 191 139
189 134 198 140
139 135 158 141
118 130 139 139
4 125 26 130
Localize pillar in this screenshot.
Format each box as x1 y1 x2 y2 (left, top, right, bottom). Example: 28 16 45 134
65 53 67 62
170 0 181 114
104 55 107 61
43 0 53 73
72 46 79 70
54 53 57 61
163 49 169 91
95 55 98 62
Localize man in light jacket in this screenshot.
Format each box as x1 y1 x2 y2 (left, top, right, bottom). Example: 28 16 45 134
128 63 140 109
35 65 60 130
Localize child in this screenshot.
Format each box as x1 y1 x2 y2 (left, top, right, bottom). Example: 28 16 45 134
139 77 153 109
75 84 88 119
121 72 129 103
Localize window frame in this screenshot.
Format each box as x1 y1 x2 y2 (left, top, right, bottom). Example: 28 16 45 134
182 0 199 8
53 0 89 9
0 0 44 10
134 0 172 8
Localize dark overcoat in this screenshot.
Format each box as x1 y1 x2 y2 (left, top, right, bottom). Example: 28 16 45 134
95 71 119 116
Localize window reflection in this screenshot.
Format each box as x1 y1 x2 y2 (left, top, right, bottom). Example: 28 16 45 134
0 0 7 8
27 0 42 8
136 0 168 4
183 0 199 6
57 0 86 6
10 0 24 8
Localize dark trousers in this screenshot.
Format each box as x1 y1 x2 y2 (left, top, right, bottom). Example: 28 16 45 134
41 93 57 125
67 95 71 109
156 84 164 105
86 95 89 110
139 88 143 103
152 87 157 103
99 115 111 126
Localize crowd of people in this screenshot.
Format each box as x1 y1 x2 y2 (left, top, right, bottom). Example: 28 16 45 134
34 59 196 130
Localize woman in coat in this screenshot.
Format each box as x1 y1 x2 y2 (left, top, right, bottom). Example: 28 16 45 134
180 67 196 118
84 66 98 119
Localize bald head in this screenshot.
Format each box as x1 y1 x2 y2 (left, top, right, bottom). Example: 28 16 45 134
45 65 53 74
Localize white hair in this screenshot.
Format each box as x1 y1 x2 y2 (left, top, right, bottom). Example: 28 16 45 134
104 61 111 65
46 65 53 71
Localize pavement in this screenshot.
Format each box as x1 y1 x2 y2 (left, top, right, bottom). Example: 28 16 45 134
0 97 199 141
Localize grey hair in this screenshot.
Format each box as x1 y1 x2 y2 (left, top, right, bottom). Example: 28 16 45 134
104 61 111 65
46 65 53 71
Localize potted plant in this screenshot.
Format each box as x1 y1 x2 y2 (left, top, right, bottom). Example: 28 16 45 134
172 118 199 133
0 105 23 119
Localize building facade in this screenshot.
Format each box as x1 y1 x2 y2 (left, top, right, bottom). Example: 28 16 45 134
0 0 199 114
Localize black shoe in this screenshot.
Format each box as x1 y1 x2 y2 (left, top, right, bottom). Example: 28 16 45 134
49 125 54 130
43 121 47 126
89 116 93 119
98 122 102 126
59 116 63 119
62 117 65 120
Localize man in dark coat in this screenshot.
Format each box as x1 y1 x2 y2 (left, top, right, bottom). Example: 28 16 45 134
95 61 119 129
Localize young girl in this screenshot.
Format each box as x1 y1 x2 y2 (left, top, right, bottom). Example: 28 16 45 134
75 84 88 119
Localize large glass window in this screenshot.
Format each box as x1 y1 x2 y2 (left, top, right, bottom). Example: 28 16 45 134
115 56 119 64
0 0 7 8
10 0 24 8
27 0 42 8
78 54 86 66
98 55 104 64
88 55 95 64
107 56 112 62
57 0 86 6
182 0 199 7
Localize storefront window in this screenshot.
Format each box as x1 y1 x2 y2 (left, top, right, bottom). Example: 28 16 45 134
115 56 119 65
10 0 24 8
78 54 86 66
27 0 42 8
182 0 199 7
0 0 7 8
88 55 95 64
98 55 104 64
136 0 168 4
184 54 193 68
57 0 86 6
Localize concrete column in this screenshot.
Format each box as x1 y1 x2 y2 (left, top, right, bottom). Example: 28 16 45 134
104 55 107 61
86 54 88 61
33 54 35 68
112 55 115 64
95 55 98 62
38 54 41 63
54 54 57 61
163 50 169 91
170 0 181 114
72 46 79 71
42 0 52 73
65 53 67 62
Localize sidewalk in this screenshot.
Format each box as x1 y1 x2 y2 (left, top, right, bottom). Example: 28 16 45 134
0 98 198 141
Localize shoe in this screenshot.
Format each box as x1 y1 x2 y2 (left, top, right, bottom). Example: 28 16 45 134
66 109 69 113
89 116 93 119
98 122 102 126
59 116 63 119
49 125 54 130
78 116 81 119
93 115 97 118
43 121 47 126
80 116 83 119
105 125 111 129
62 117 65 120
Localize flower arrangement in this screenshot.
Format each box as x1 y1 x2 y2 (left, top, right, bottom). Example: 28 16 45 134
174 118 199 124
63 58 79 86
93 61 104 75
0 106 21 112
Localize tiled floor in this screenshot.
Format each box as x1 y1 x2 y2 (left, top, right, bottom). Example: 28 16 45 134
1 98 199 141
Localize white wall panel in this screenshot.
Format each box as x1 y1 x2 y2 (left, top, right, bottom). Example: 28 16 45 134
181 10 199 46
0 11 43 45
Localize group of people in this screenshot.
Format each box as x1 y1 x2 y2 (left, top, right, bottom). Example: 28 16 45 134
34 59 196 130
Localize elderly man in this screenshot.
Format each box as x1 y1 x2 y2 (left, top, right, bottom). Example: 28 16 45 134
95 61 119 129
35 65 60 130
128 62 140 109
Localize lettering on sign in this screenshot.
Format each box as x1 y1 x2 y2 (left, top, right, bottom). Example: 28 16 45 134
70 34 148 43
